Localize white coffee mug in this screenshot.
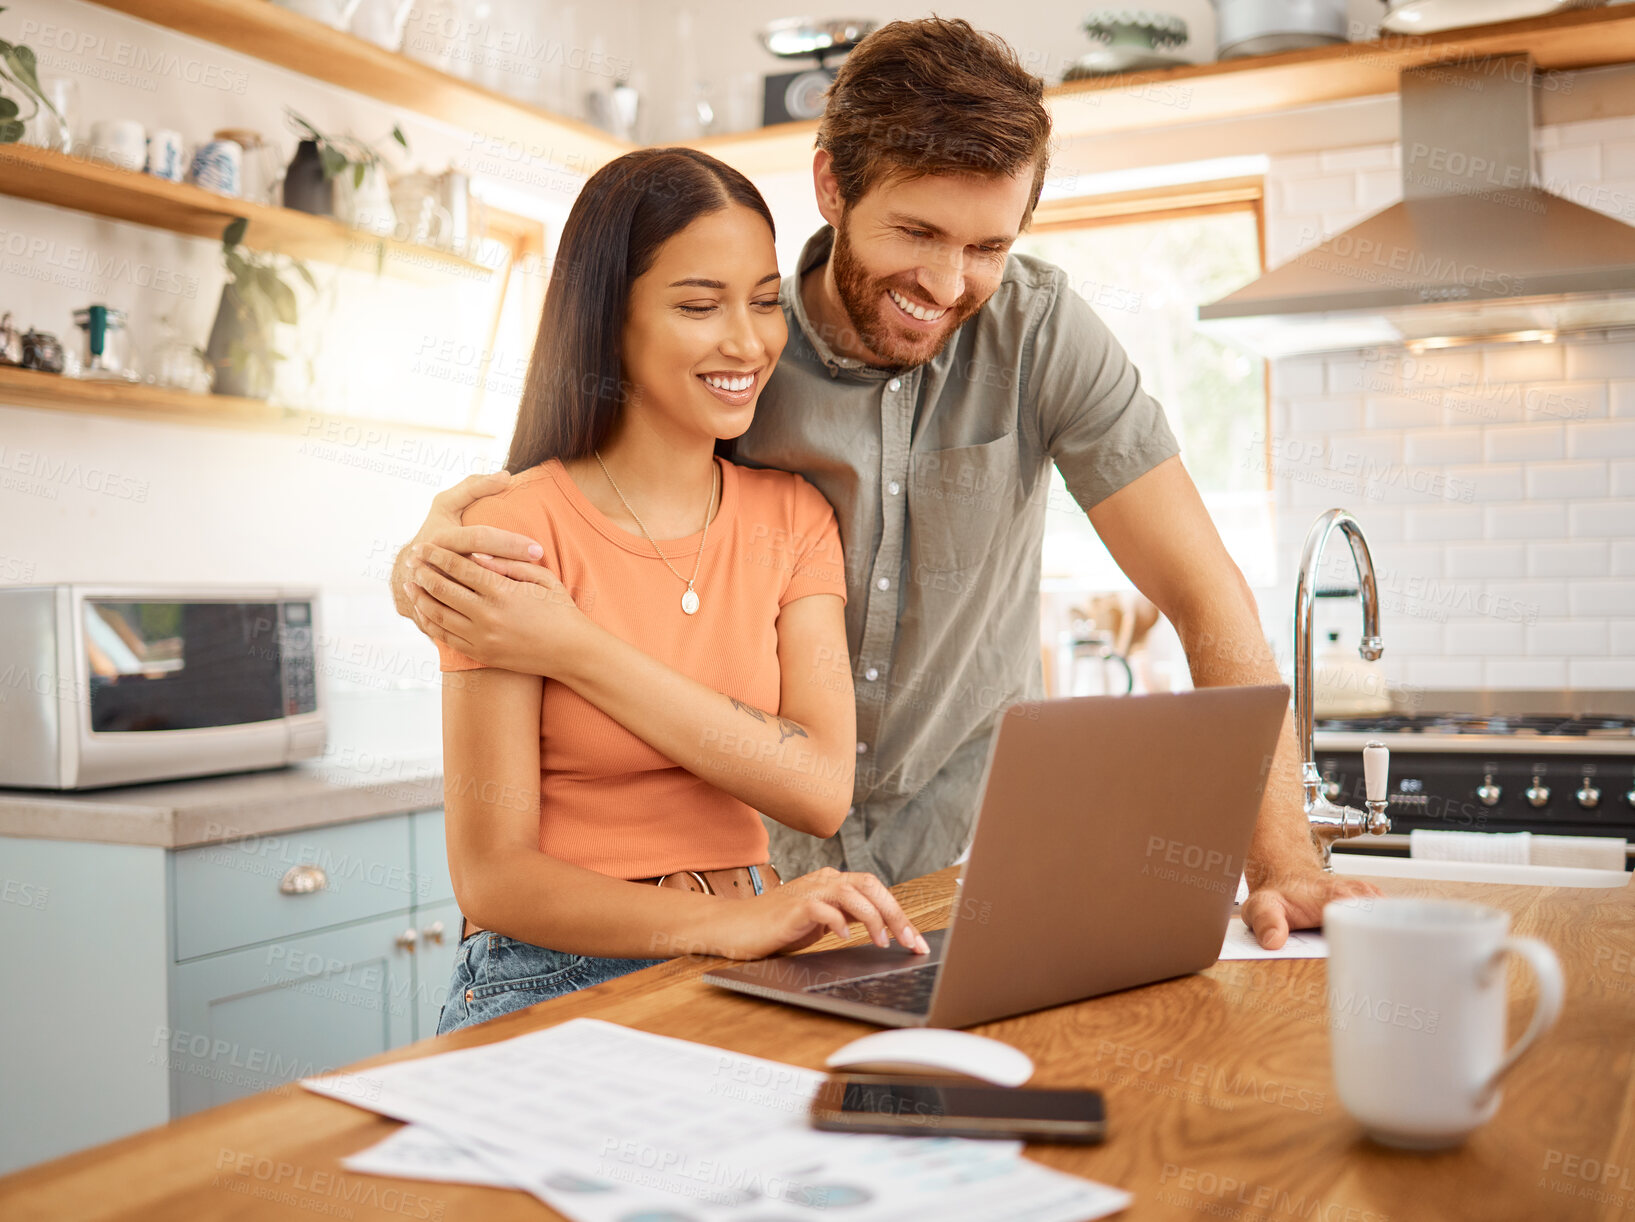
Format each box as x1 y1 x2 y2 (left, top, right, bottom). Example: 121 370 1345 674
1324 897 1563 1150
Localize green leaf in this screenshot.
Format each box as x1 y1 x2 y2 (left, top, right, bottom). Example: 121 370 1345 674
222 216 249 248
352 161 364 189
0 117 21 143
225 250 251 284
0 96 17 119
0 43 43 100
391 124 407 149
319 145 347 180
292 261 317 293
264 273 297 326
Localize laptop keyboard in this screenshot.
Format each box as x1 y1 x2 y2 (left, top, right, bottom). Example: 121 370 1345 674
805 962 940 1014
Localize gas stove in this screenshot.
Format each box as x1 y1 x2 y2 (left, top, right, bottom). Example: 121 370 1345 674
1312 692 1635 844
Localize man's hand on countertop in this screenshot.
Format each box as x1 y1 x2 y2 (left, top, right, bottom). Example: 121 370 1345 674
1241 868 1382 949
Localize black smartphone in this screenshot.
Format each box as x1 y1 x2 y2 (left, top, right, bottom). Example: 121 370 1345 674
809 1075 1107 1143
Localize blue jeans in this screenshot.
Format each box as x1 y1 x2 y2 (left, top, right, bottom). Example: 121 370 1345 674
435 930 665 1034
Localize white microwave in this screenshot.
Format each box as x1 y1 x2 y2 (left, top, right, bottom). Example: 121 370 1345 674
0 585 327 790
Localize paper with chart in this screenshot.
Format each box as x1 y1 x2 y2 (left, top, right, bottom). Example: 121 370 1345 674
307 1018 1132 1221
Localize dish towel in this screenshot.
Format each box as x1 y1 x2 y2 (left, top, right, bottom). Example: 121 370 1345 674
1410 829 1627 871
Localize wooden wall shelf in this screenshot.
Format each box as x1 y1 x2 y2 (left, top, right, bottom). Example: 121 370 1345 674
0 366 493 438
694 6 1635 177
85 0 631 176
0 143 493 282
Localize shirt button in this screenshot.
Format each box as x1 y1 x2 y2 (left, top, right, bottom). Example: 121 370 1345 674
856 742 868 754
876 577 890 591
865 667 879 681
887 480 900 495
888 378 901 391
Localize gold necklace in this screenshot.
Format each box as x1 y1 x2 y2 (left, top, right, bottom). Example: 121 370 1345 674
593 451 718 616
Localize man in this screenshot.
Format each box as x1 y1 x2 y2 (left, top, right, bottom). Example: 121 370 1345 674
393 17 1374 948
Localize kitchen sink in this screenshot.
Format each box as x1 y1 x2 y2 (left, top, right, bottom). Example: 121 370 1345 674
1330 852 1631 889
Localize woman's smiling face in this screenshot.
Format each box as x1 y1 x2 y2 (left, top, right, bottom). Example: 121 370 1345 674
620 203 787 445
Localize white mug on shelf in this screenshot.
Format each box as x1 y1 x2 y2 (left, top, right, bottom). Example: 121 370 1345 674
1324 897 1564 1150
88 119 146 172
146 129 186 182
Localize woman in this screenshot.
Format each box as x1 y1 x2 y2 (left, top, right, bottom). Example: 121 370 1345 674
404 148 928 1034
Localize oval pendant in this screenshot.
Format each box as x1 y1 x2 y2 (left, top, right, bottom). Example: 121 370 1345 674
681 588 700 615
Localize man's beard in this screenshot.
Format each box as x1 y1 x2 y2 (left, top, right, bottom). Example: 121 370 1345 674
830 218 983 369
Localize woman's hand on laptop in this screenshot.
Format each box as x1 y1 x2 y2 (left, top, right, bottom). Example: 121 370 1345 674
406 544 586 675
694 868 932 960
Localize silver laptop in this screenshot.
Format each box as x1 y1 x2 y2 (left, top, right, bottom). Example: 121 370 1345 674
703 685 1290 1028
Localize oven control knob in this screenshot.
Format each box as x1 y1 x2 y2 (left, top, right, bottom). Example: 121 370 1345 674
1526 776 1551 808
1576 780 1601 810
1476 775 1502 807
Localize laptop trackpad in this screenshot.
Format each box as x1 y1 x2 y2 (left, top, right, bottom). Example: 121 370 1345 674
785 927 947 988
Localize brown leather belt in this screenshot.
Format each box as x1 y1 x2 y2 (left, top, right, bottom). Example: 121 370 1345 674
460 863 782 942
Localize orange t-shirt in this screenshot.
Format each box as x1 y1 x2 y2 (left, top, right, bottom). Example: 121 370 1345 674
436 457 847 878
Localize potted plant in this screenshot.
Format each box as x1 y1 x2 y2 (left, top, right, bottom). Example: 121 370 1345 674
283 109 407 236
0 6 62 143
205 217 316 400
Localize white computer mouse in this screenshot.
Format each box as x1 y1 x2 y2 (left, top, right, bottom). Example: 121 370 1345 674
824 1029 1035 1086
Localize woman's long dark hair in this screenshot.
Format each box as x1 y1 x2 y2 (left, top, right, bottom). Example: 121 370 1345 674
506 148 776 473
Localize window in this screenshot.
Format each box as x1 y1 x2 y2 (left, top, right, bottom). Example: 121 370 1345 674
1015 196 1272 589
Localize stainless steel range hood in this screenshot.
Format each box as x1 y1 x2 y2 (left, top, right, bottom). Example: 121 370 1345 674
1199 54 1635 358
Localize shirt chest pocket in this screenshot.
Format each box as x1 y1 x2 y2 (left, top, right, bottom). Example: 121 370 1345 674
907 434 1020 577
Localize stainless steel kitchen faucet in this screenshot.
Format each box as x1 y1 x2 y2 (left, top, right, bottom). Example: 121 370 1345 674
1293 509 1392 868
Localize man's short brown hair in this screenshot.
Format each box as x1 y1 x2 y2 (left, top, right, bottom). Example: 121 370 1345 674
816 17 1052 221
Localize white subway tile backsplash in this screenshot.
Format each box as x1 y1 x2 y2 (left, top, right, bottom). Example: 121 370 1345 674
1325 357 1369 395
1610 381 1635 418
1524 381 1608 422
1404 506 1485 542
1612 461 1635 498
1272 359 1326 398
1569 582 1635 616
1443 464 1525 502
1445 543 1527 579
1566 422 1635 459
1483 658 1568 688
1282 174 1357 214
1379 618 1444 655
1611 621 1635 655
1355 169 1401 213
1570 658 1635 686
1285 396 1364 433
1319 145 1394 172
1485 503 1569 540
1482 424 1564 463
1547 115 1635 147
1540 143 1601 183
1405 657 1484 687
1364 396 1438 430
1528 620 1608 656
1569 500 1635 537
1602 139 1635 181
1529 541 1609 578
1404 430 1482 465
1524 461 1609 501
1441 619 1527 655
1484 581 1570 619
1482 343 1565 385
1564 341 1635 381
1612 542 1635 577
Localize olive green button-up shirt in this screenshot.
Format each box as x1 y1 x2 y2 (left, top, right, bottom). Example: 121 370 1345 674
735 227 1179 886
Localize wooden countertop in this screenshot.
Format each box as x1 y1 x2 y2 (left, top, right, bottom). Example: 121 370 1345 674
4 868 1632 1221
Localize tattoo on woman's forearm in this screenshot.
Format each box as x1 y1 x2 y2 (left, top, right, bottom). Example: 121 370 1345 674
729 697 767 724
776 718 808 745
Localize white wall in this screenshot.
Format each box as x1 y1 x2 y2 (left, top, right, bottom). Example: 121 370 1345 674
1261 118 1635 690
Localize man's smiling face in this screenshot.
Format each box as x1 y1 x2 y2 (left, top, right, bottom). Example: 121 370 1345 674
818 160 1037 369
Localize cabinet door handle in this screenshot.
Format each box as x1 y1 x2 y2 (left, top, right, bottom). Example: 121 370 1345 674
279 864 328 896
395 928 418 953
422 920 445 946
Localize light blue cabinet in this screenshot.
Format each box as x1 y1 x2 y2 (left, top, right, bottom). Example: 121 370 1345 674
0 807 459 1175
